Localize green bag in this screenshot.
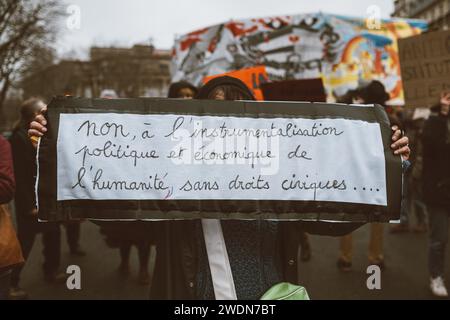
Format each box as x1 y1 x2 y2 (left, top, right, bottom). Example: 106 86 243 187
260 282 310 300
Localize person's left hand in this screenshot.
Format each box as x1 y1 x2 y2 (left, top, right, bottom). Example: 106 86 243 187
390 125 410 161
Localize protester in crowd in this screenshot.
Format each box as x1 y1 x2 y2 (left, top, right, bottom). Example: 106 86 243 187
388 106 416 234
152 76 409 299
28 76 410 299
0 134 20 300
391 109 428 233
167 81 198 99
8 98 68 300
407 115 428 233
422 92 450 297
336 80 407 271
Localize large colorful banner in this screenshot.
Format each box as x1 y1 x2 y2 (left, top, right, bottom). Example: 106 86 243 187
171 13 427 105
36 97 402 222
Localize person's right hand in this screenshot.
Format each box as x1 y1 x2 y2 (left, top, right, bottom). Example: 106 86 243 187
28 106 48 140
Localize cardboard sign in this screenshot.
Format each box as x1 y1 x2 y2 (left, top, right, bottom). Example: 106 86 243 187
398 30 450 108
36 97 402 222
203 66 268 100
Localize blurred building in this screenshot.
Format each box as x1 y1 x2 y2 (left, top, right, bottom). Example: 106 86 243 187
392 0 450 30
89 45 171 97
21 44 171 101
21 60 91 101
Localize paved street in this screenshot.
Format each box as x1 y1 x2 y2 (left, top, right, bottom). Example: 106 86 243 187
18 221 450 300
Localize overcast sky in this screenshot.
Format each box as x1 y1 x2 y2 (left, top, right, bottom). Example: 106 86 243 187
57 0 395 57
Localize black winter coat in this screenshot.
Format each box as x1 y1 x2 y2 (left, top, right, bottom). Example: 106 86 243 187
422 114 450 206
149 220 361 299
9 126 37 218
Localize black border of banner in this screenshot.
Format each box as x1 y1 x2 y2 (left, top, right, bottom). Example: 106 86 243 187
37 97 402 222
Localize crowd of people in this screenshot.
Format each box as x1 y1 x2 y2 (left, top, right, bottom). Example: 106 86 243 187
0 77 449 300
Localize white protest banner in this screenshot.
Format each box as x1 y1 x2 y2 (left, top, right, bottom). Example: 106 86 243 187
36 97 402 222
57 113 386 205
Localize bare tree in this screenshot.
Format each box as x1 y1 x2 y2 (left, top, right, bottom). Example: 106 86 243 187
0 0 63 109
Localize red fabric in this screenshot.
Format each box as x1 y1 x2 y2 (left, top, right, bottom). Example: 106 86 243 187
0 136 15 204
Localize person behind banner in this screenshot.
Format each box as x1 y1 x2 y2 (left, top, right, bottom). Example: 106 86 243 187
28 76 410 300
391 108 428 234
422 92 450 298
167 81 198 99
336 81 409 272
407 113 428 233
8 98 68 300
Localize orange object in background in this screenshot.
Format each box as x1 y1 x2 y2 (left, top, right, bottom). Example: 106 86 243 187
203 66 268 100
